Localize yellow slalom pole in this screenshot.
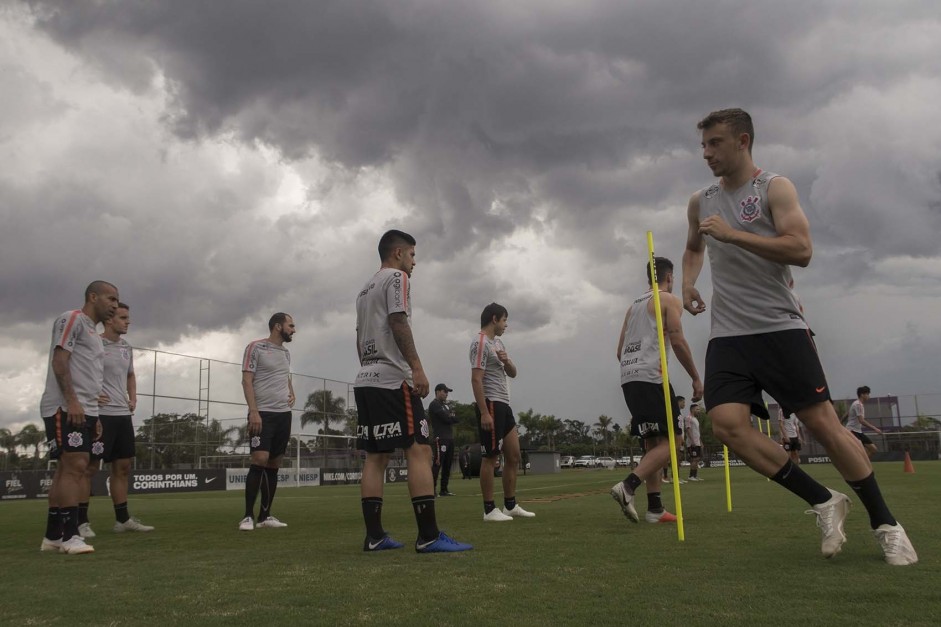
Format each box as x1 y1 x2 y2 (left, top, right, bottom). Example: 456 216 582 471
723 444 733 512
646 231 684 541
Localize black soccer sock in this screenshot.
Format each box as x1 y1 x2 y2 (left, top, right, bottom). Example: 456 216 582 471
690 466 698 479
244 464 264 519
412 495 439 542
259 467 279 520
78 501 89 525
362 497 385 539
61 506 79 541
504 496 517 512
483 500 496 515
846 472 897 529
623 473 643 495
114 501 130 524
45 507 61 540
647 492 663 513
771 460 831 506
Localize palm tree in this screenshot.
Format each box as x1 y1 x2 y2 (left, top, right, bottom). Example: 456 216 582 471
301 389 346 463
17 423 45 462
0 428 17 469
539 415 563 450
593 415 614 455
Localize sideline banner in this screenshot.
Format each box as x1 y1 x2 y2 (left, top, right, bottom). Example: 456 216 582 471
225 468 321 490
91 469 226 495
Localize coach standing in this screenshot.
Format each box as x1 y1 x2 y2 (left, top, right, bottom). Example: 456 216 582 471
429 383 459 496
239 313 296 531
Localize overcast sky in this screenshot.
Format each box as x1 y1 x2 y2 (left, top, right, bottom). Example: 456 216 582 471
2 1 941 433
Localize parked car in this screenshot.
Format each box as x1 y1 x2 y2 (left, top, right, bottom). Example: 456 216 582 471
573 455 596 468
595 456 616 469
560 455 575 468
615 456 638 469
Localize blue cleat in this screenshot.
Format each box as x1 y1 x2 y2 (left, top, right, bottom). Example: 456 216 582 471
363 534 404 552
415 531 473 553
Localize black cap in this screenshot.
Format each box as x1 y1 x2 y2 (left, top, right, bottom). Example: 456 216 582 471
435 383 453 392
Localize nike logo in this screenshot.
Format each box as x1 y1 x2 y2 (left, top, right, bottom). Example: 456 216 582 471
815 386 826 393
204 478 216 484
368 539 385 550
415 538 436 550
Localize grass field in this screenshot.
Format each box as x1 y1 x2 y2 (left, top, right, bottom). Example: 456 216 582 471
0 461 938 626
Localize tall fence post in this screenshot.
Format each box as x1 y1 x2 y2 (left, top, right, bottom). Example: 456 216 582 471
150 350 157 469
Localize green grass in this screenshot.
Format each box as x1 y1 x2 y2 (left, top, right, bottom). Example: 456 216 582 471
0 462 938 626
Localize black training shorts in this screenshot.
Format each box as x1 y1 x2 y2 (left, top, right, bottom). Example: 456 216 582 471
476 400 516 457
622 381 681 440
354 383 430 453
92 415 136 462
43 409 97 459
249 411 292 457
783 437 802 452
705 329 830 416
850 430 874 446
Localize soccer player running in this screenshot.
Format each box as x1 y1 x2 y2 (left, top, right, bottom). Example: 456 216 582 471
40 280 120 554
238 313 296 531
846 386 882 459
472 303 535 522
683 108 916 565
611 258 703 525
354 230 471 553
79 303 154 538
778 407 804 465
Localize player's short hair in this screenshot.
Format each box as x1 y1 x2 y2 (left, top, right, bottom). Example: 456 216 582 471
857 385 871 397
117 302 130 311
480 302 508 328
84 280 117 302
378 229 417 261
697 108 755 153
677 396 686 402
269 312 291 330
646 257 674 286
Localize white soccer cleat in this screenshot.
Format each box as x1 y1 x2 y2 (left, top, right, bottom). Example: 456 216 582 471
113 517 155 533
873 524 918 566
805 489 851 558
256 516 288 528
40 537 62 552
60 536 95 555
502 505 535 518
78 522 96 538
610 481 639 523
645 509 678 524
483 508 514 522
238 516 254 531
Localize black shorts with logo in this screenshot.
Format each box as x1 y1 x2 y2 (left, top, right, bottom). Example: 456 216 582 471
92 415 136 462
249 411 292 457
476 400 516 457
354 383 430 453
622 382 681 440
783 437 802 452
688 445 702 459
43 409 98 460
850 430 874 446
705 329 830 417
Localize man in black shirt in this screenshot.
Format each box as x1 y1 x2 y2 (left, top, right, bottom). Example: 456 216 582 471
429 384 459 496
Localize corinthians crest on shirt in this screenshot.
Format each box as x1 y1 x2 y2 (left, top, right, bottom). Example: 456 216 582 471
739 195 761 223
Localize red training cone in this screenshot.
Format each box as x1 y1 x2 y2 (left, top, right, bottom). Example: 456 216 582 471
903 451 915 474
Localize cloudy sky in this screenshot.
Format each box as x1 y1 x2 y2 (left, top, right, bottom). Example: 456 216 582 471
2 0 941 433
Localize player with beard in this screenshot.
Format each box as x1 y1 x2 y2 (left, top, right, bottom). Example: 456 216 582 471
683 108 916 565
40 280 120 554
238 313 296 531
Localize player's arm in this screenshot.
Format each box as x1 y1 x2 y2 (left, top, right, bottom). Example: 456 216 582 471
778 417 786 442
241 371 262 435
663 293 703 401
698 177 812 267
127 370 137 413
860 415 882 434
288 375 296 408
616 307 631 360
389 312 428 397
501 354 517 378
471 368 492 432
682 192 707 315
52 347 84 426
